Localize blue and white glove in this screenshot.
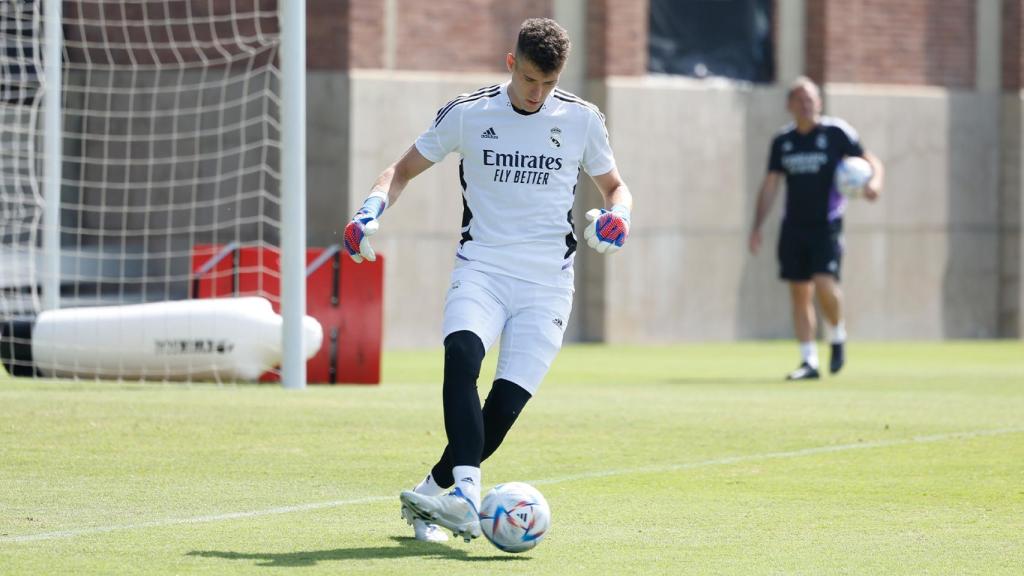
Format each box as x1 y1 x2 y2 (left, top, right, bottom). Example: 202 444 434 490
343 190 387 263
584 204 630 255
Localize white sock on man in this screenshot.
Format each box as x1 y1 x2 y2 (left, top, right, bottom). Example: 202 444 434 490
413 473 446 497
829 321 847 344
800 341 819 368
451 465 481 510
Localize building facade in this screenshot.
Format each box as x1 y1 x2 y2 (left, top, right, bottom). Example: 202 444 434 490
303 0 1023 346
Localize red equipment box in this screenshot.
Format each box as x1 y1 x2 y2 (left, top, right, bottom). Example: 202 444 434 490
191 244 383 384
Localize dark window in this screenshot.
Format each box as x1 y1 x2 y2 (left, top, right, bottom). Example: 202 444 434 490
648 0 774 83
1 0 39 104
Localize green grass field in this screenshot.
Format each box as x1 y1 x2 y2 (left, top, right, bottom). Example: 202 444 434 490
1 341 1022 575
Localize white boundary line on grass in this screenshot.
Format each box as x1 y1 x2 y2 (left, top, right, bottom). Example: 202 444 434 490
3 426 1021 544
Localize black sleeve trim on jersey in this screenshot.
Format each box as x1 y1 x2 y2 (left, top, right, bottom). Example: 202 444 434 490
434 85 502 127
553 89 605 122
435 83 500 120
564 182 577 259
459 160 473 246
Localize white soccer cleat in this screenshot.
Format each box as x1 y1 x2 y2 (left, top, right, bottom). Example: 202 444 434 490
401 505 449 543
400 488 482 543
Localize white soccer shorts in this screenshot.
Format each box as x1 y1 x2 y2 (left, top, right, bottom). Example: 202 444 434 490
442 266 573 395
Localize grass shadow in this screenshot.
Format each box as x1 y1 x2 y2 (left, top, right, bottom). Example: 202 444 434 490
187 536 527 567
661 376 790 386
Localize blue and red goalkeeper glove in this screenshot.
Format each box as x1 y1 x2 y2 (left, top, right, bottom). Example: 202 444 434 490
343 190 387 263
584 204 630 255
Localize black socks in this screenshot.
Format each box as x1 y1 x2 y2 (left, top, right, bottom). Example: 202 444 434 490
440 331 486 474
431 331 533 488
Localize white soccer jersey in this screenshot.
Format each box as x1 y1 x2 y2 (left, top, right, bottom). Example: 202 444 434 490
415 82 616 288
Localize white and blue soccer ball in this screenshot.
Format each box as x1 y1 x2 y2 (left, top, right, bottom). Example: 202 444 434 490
834 156 873 198
478 482 550 553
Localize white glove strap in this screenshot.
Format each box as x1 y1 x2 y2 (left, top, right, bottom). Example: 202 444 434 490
367 187 389 211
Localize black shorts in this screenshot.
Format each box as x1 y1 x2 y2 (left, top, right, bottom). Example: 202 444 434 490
777 219 843 282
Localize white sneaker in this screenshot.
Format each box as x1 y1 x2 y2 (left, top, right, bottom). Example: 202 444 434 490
401 505 449 542
399 488 481 543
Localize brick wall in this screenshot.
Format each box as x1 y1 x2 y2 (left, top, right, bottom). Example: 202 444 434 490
1005 0 1023 90
63 0 279 66
806 0 975 88
310 0 552 72
805 0 826 84
587 0 647 77
308 0 349 70
393 0 550 72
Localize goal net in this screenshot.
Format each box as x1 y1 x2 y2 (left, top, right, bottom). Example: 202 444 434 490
1 0 286 380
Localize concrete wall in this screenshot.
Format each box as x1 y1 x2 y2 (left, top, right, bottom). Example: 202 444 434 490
605 81 1004 342
335 72 784 347
302 0 1022 347
307 72 350 249
330 71 1012 347
828 86 1001 339
343 71 506 348
597 76 789 341
1001 93 1024 337
57 68 282 302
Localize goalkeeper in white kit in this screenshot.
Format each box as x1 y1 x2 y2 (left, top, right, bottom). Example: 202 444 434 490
342 18 633 543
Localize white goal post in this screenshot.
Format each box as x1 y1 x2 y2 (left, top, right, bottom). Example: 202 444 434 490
0 0 307 386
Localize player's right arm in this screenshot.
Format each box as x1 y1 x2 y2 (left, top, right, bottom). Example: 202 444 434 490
748 170 782 255
345 92 463 263
371 145 435 207
344 146 435 263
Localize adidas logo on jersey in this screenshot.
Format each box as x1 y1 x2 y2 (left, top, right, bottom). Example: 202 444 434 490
481 127 498 139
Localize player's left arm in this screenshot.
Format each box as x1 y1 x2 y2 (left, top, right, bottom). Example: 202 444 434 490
840 120 884 202
592 168 632 212
584 168 633 255
860 151 884 201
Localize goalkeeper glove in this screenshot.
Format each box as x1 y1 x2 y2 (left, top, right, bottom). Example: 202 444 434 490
584 204 630 255
344 190 387 263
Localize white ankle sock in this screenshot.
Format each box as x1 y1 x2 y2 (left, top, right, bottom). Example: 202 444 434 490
829 321 847 344
452 465 481 509
413 473 445 497
800 341 819 368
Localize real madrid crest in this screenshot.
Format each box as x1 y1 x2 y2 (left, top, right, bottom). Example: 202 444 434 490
549 127 562 149
816 133 827 150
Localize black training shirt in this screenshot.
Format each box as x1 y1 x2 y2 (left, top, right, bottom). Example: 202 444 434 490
768 116 864 225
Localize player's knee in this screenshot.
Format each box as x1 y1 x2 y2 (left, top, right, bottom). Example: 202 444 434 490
486 379 532 421
444 330 485 378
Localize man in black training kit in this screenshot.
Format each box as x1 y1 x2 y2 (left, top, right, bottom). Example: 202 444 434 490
342 18 632 542
749 76 884 380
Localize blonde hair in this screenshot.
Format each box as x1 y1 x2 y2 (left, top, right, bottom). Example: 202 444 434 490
787 76 820 100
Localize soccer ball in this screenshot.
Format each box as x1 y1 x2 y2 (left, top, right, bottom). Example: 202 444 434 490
834 156 873 198
478 482 551 553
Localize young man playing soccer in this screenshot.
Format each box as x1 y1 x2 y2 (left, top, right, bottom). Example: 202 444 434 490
748 76 884 380
342 18 633 542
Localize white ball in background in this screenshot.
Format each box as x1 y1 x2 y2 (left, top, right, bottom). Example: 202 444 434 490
834 156 873 198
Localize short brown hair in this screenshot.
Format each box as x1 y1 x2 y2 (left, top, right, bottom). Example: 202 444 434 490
515 18 570 74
